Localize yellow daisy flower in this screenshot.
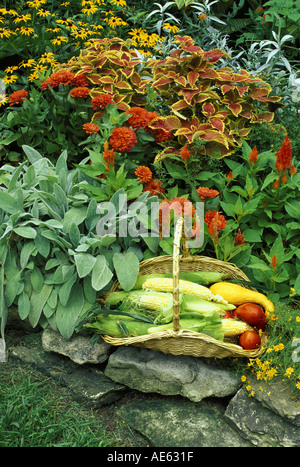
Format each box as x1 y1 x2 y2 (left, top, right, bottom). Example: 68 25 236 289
0 93 8 106
37 9 52 17
51 36 68 45
4 66 18 74
110 0 127 6
0 28 12 38
81 3 98 15
18 26 35 36
19 59 37 68
13 14 32 23
3 74 18 84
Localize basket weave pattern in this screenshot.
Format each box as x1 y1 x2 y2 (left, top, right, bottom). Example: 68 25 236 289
102 217 266 358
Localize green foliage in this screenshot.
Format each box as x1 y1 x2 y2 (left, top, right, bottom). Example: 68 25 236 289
0 145 157 338
190 139 300 302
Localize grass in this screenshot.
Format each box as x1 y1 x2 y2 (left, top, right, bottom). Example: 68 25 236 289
0 330 148 448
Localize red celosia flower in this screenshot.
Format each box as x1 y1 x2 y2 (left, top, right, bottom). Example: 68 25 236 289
281 173 288 185
126 107 154 130
135 166 153 183
204 210 226 243
9 89 28 106
271 254 277 269
158 197 196 238
143 178 164 197
83 122 100 134
91 94 113 110
290 165 297 176
196 187 219 201
227 171 233 181
180 145 191 162
275 135 292 174
249 146 258 165
109 126 137 153
234 228 245 246
70 87 90 98
272 179 279 189
102 141 115 171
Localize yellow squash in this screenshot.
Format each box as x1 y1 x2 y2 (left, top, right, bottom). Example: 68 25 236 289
209 282 274 317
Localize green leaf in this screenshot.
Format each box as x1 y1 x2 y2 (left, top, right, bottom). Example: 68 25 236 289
74 253 97 278
29 283 53 328
63 207 87 233
34 231 51 258
13 226 37 239
55 283 84 338
285 200 300 219
30 266 44 293
0 191 23 214
164 161 187 180
22 145 43 164
58 273 77 306
20 242 36 269
18 291 31 320
69 223 81 246
91 255 113 291
112 251 139 291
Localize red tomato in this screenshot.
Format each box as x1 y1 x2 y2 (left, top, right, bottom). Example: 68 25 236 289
233 303 267 330
239 331 261 350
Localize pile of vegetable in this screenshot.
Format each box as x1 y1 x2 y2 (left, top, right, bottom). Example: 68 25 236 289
84 271 272 351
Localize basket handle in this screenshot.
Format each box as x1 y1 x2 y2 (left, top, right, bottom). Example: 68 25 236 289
172 216 187 332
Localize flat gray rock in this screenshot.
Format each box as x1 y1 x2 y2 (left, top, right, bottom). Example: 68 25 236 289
11 345 126 408
105 346 240 402
225 388 300 447
42 328 112 365
117 397 252 447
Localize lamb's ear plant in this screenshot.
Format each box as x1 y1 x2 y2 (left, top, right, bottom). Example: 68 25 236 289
0 145 157 340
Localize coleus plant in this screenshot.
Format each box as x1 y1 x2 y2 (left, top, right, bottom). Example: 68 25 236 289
53 37 150 113
50 35 281 161
147 35 282 159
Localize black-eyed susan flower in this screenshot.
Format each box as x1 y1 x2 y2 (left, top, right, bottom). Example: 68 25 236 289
3 74 18 85
51 36 68 45
0 93 8 106
81 2 98 15
0 28 12 39
37 9 52 17
19 59 36 68
13 13 32 23
18 26 35 36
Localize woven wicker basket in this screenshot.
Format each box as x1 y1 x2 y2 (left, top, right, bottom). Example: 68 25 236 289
101 217 267 358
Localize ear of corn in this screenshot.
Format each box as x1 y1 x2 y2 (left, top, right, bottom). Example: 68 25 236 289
142 277 228 305
221 318 253 336
120 271 226 290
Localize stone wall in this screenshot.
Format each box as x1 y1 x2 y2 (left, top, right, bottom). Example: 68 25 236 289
9 328 300 447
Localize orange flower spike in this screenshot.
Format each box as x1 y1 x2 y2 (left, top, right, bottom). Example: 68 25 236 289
204 210 226 243
135 166 153 183
196 187 219 201
290 165 297 176
227 171 233 181
234 228 245 246
249 146 258 165
103 141 115 171
271 255 277 269
275 135 292 174
180 145 191 163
